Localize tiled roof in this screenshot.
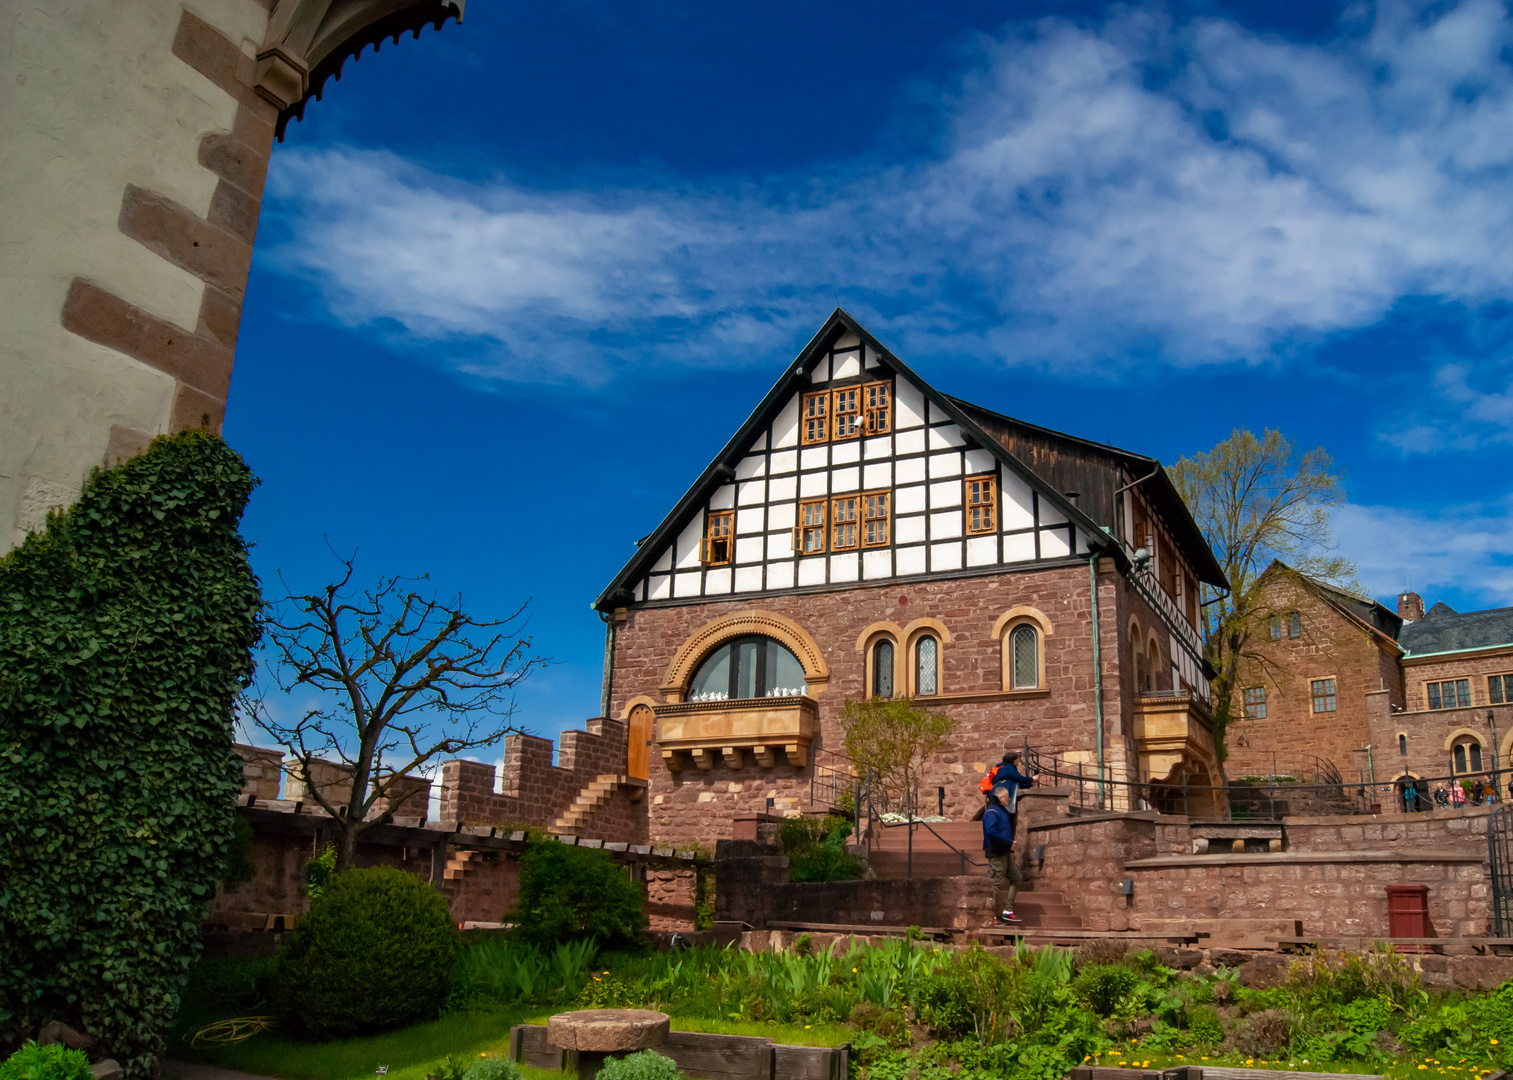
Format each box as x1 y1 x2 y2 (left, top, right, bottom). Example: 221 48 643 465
1399 601 1513 655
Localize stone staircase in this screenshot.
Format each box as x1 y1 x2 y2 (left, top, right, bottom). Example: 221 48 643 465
549 773 629 836
858 819 1083 935
444 848 483 881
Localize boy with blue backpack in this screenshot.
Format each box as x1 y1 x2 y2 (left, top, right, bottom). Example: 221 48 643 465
982 750 1033 926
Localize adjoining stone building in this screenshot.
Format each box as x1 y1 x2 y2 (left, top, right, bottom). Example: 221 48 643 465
593 310 1230 845
1229 561 1513 803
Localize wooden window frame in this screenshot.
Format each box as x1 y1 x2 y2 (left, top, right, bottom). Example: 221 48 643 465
1426 679 1471 710
794 498 828 555
862 489 890 548
832 386 861 441
700 510 734 566
863 380 892 434
801 391 829 445
1310 676 1338 715
1243 685 1267 720
964 473 997 535
830 494 859 551
1491 674 1512 705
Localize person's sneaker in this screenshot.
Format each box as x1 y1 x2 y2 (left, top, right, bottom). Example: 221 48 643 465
992 911 1022 926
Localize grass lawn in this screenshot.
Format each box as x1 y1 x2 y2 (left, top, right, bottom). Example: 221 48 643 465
172 1006 569 1080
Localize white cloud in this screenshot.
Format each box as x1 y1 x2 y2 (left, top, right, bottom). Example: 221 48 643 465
263 0 1513 382
1334 498 1513 607
1379 358 1513 453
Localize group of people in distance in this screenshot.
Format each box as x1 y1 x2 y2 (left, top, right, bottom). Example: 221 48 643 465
981 749 1034 927
1404 775 1511 812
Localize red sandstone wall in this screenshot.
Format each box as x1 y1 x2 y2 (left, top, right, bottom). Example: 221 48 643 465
1367 693 1513 792
1403 649 1513 712
1227 577 1402 779
613 563 1131 846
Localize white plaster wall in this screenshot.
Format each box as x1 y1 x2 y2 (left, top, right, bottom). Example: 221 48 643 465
0 0 272 549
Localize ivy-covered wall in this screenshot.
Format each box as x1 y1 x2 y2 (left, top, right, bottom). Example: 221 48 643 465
0 431 262 1077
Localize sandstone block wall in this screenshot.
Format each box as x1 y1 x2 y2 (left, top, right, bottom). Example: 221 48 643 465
235 743 283 801
440 719 644 842
614 562 1159 846
1367 691 1513 791
1227 576 1404 779
1403 650 1513 713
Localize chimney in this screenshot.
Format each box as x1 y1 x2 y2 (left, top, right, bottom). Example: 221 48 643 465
1398 592 1424 621
1065 491 1080 507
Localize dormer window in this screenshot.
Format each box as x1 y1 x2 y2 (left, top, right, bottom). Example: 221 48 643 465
700 511 733 565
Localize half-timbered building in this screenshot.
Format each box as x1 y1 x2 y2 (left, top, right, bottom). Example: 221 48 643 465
595 311 1230 844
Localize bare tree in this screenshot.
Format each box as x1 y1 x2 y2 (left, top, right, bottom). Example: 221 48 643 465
247 556 545 871
1169 427 1355 759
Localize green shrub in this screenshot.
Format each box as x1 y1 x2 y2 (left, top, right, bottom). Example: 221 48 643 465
0 1042 93 1080
596 1051 684 1080
274 867 458 1038
1186 1004 1225 1047
462 1058 525 1080
777 816 862 883
0 430 262 1078
508 840 646 949
1072 964 1141 1016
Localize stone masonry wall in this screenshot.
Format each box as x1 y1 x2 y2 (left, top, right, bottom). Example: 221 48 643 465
440 719 646 842
1403 648 1513 713
614 562 1140 847
1366 691 1513 796
1227 575 1404 780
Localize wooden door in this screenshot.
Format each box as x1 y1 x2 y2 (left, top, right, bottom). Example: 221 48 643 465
627 705 653 781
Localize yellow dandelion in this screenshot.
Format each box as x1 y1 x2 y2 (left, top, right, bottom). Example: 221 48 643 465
1246 1061 1255 1067
804 1026 811 1029
1421 1066 1430 1071
1492 1041 1501 1046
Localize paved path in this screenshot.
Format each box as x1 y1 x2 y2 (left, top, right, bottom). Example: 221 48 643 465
162 1060 285 1080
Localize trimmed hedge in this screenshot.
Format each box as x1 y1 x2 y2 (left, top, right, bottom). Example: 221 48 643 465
0 431 262 1078
273 867 458 1038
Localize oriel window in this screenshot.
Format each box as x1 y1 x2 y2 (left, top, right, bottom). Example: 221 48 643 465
796 499 827 554
833 387 861 440
864 381 892 434
863 491 890 547
801 392 829 445
965 475 996 534
700 511 733 565
831 496 858 550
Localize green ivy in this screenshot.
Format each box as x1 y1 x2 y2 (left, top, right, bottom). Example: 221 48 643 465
0 430 262 1078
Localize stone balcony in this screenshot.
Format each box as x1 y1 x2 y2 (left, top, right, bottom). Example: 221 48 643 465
653 695 819 771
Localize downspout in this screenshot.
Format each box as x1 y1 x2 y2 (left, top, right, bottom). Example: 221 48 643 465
1089 547 1106 808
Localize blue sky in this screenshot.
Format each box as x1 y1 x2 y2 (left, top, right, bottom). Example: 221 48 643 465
230 0 1513 744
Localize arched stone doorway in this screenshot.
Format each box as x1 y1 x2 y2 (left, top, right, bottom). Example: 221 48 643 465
2 0 464 549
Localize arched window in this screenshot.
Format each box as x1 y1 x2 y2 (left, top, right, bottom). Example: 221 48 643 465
915 635 938 696
1009 624 1039 689
1398 734 1407 757
872 640 895 698
688 635 807 701
1454 744 1467 774
1146 640 1159 692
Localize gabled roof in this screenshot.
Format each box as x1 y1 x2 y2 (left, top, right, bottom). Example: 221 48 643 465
1400 601 1513 656
1256 561 1403 649
594 309 1217 611
947 399 1226 587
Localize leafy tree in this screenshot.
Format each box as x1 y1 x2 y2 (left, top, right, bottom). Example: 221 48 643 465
1169 428 1354 758
0 430 261 1077
840 698 956 816
247 556 544 871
